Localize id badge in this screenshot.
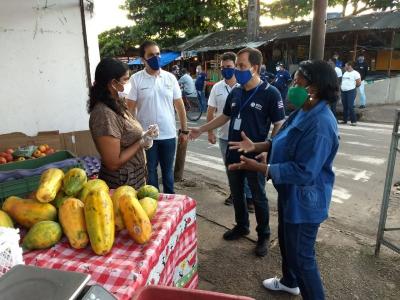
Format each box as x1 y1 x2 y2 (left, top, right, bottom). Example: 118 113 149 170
233 118 242 131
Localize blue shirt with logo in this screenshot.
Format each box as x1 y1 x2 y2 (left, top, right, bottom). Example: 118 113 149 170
223 81 285 164
268 101 339 224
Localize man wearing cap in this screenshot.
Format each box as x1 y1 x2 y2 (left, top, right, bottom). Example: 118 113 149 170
273 63 292 112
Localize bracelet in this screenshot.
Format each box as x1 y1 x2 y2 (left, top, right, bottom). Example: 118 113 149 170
179 129 189 135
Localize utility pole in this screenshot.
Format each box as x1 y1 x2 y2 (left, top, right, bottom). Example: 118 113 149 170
309 0 328 60
247 0 260 41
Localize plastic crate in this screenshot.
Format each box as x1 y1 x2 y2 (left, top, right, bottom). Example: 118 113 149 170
132 286 255 300
0 152 83 204
0 151 76 172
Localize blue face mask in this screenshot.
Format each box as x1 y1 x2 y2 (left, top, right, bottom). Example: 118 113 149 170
234 69 253 86
146 55 161 71
221 68 235 80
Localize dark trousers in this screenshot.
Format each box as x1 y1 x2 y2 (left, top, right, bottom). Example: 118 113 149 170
145 138 176 194
197 90 207 112
341 89 357 123
278 198 325 300
227 170 270 239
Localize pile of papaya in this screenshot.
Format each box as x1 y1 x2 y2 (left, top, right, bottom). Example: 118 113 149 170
0 167 160 256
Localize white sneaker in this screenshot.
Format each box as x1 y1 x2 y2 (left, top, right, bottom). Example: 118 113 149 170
263 277 300 296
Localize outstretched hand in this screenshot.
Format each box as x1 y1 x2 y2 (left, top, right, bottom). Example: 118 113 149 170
228 155 266 173
228 131 255 153
189 127 202 140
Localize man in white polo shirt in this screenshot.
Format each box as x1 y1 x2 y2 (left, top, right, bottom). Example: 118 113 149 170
127 40 188 194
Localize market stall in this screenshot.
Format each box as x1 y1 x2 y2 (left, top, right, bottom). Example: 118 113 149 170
23 193 198 300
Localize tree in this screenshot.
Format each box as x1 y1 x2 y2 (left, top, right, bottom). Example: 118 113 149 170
265 0 399 21
120 0 250 47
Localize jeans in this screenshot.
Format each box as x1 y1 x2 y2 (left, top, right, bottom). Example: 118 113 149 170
227 169 269 239
357 80 366 106
145 138 176 194
219 138 252 198
197 90 207 112
341 88 357 123
278 198 325 300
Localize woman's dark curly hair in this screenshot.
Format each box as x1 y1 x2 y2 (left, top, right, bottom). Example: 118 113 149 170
297 60 340 105
87 58 129 116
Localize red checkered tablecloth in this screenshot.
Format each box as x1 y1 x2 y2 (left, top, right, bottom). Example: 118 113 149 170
23 194 198 300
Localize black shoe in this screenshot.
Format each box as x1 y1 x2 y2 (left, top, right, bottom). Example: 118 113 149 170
224 195 233 206
246 198 255 213
255 238 268 257
223 226 250 241
359 105 366 109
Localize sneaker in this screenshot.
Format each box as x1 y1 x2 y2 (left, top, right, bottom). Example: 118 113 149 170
223 226 250 241
359 105 366 109
246 198 255 213
262 277 300 295
224 195 233 206
350 122 357 126
255 239 268 257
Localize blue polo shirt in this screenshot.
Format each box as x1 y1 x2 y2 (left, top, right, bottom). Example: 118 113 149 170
223 81 285 164
268 101 339 224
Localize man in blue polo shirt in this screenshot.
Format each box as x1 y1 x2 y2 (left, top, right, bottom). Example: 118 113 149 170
189 47 285 257
195 65 208 112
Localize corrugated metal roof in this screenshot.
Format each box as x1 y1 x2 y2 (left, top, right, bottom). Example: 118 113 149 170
180 10 400 52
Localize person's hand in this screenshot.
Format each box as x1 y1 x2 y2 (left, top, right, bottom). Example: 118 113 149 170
189 127 203 140
228 131 255 153
228 155 265 172
208 132 217 144
256 152 268 164
140 136 153 149
146 124 159 138
179 132 188 144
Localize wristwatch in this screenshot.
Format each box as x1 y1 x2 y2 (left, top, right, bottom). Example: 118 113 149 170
179 129 190 135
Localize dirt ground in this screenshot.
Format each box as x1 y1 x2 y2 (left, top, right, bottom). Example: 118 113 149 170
175 172 400 300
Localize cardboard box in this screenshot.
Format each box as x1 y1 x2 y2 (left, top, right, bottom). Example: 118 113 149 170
0 130 99 157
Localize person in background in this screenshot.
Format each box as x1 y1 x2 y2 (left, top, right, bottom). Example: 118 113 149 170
228 60 339 300
341 61 361 126
195 65 208 112
88 58 157 189
172 65 181 79
333 52 343 68
178 68 197 98
190 47 285 257
328 58 342 119
273 63 292 112
260 64 275 84
126 40 188 194
206 52 255 212
354 54 368 109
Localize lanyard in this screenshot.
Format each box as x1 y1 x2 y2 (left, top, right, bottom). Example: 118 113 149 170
238 83 261 117
225 86 230 94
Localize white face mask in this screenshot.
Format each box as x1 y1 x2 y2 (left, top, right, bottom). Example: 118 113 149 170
276 66 280 72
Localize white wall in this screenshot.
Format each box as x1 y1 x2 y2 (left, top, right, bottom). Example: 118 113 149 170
356 77 400 105
0 0 100 135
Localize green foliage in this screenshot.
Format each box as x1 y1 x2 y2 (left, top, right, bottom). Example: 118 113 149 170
265 0 399 21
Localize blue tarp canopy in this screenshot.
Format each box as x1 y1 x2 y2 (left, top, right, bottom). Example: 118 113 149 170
128 52 181 67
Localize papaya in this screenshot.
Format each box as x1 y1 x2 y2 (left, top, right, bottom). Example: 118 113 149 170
63 168 87 196
2 196 57 228
137 185 159 200
111 186 137 231
84 189 114 255
22 220 62 250
36 168 64 203
119 193 152 244
139 197 158 220
59 198 89 249
0 210 14 228
79 179 109 204
52 190 69 209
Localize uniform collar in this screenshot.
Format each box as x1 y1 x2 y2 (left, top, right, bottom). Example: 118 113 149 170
286 100 329 131
143 69 164 78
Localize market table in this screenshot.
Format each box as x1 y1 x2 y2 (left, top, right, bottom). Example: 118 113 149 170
23 194 198 300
